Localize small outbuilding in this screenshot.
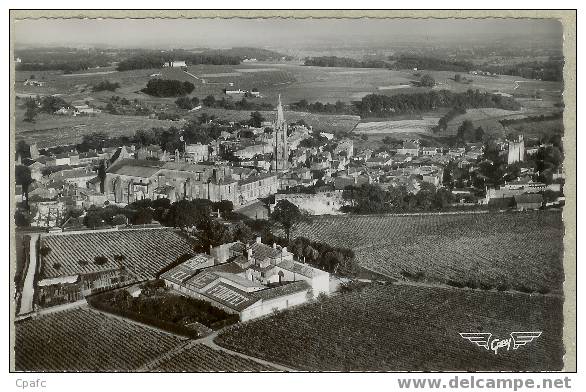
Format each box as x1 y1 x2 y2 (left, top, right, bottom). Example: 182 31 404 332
514 194 543 211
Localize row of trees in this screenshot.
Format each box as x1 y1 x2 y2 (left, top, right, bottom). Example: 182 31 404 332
285 89 520 119
341 183 456 214
482 59 564 82
356 89 521 118
116 51 241 71
289 99 350 114
304 56 390 69
303 55 475 73
389 55 475 72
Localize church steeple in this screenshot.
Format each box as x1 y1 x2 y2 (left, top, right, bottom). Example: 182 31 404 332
276 94 285 128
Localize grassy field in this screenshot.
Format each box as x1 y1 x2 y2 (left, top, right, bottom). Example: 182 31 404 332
216 283 564 371
151 344 276 372
14 307 186 371
280 211 564 294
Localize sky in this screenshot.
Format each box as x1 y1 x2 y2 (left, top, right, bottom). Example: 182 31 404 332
13 18 563 49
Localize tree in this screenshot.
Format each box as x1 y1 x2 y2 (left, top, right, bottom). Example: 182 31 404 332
232 221 254 243
457 120 475 142
112 214 128 226
15 165 33 209
40 96 68 113
270 200 304 242
23 99 37 122
175 96 194 110
97 160 107 193
132 208 153 225
15 211 31 227
278 270 285 285
167 200 200 229
202 95 216 107
94 256 108 265
249 111 265 128
420 74 436 87
113 254 126 268
194 216 231 252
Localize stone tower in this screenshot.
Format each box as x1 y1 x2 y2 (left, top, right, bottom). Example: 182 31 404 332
271 94 289 171
507 135 525 165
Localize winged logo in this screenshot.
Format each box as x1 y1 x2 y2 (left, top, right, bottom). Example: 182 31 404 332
510 331 542 349
460 331 542 354
459 332 492 349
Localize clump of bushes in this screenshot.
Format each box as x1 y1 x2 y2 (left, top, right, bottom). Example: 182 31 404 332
94 256 108 265
401 270 425 282
339 281 369 294
92 80 120 92
39 246 51 257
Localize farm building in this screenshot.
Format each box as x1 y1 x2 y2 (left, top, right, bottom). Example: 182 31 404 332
23 79 45 87
397 141 420 156
162 237 329 321
184 143 211 162
163 60 187 68
514 194 543 211
35 227 196 308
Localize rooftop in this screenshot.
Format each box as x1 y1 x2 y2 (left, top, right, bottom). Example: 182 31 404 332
251 280 311 301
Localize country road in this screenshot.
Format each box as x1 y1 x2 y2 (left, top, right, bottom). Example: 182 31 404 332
19 233 39 315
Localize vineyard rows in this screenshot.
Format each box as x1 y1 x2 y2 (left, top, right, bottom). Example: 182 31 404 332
216 284 564 371
41 228 194 279
151 344 276 372
15 307 185 371
282 211 564 292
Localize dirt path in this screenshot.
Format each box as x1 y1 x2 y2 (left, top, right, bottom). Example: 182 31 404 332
199 330 295 372
89 305 294 371
19 234 39 316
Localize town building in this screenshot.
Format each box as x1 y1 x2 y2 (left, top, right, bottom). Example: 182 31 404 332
103 159 278 206
508 135 525 164
271 95 289 171
274 191 347 215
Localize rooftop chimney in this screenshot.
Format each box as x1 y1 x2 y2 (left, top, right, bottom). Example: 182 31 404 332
273 242 277 249
256 236 262 244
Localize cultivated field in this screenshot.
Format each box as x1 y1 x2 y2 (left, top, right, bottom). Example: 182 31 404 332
280 211 564 294
354 117 440 135
216 283 564 371
441 107 560 138
14 307 185 371
40 228 194 280
151 344 277 372
15 110 183 149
